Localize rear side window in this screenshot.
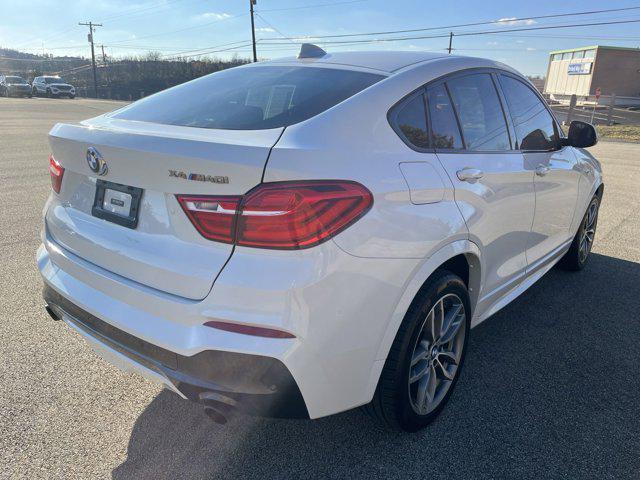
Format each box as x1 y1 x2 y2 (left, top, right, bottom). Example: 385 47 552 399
499 75 559 151
112 66 384 130
395 94 430 149
426 84 463 149
446 74 511 151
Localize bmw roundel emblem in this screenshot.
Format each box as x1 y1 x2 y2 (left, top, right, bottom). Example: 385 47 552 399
86 147 108 176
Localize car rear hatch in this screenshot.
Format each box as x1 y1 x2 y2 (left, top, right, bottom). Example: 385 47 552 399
47 117 283 300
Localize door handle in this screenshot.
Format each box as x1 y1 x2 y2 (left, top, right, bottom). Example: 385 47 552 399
456 168 484 182
535 164 550 176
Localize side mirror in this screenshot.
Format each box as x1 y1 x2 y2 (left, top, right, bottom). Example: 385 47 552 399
565 120 598 148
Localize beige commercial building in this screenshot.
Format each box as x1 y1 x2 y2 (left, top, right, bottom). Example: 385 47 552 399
543 45 640 106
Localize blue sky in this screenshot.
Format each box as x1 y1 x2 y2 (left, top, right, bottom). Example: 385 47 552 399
1 0 640 75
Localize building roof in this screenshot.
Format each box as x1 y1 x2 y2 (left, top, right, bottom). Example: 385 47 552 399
549 45 640 55
264 50 450 73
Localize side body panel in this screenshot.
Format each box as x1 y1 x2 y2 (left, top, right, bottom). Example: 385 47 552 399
525 148 581 268
436 151 535 319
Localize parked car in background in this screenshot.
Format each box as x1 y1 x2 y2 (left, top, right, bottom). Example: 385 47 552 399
39 46 603 432
0 75 32 97
32 76 75 98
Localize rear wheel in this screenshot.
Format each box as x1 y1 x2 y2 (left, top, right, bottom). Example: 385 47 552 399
364 270 470 432
558 195 600 271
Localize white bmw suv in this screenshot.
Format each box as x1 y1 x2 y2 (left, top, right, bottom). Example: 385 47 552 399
39 46 602 431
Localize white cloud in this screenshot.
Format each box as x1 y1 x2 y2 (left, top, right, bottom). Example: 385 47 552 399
495 17 536 26
196 12 232 20
526 47 536 51
291 36 320 42
487 41 499 46
516 40 525 44
255 27 275 33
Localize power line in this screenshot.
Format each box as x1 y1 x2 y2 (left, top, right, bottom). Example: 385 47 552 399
161 42 255 60
259 17 640 46
159 39 253 57
260 5 640 41
255 13 297 44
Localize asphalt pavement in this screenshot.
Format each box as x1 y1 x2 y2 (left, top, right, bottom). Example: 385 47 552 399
1 97 639 479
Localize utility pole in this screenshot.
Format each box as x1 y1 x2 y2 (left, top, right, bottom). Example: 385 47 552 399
79 21 102 98
100 44 110 86
447 32 454 54
249 0 257 62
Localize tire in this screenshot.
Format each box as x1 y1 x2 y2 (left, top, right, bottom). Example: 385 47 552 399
558 195 600 271
364 270 471 432
69 94 75 99
32 87 38 97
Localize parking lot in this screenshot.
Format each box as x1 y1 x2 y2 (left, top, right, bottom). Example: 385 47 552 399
1 97 639 479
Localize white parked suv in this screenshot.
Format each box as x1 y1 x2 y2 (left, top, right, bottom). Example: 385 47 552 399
39 46 602 431
32 76 76 98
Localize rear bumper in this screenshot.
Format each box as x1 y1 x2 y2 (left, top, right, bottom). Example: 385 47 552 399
43 284 309 418
38 211 419 419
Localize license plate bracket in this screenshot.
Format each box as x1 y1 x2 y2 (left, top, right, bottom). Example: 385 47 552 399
92 180 143 229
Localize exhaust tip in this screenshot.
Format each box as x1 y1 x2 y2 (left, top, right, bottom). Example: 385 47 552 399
45 304 61 321
204 407 228 424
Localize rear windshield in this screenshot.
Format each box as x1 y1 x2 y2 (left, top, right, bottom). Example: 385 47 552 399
44 77 63 84
6 76 26 83
112 66 385 130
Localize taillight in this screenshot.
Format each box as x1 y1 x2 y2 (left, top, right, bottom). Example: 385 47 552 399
237 180 373 249
176 180 373 250
176 195 242 244
49 154 64 193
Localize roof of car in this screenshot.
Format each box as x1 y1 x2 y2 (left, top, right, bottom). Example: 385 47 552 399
263 50 451 73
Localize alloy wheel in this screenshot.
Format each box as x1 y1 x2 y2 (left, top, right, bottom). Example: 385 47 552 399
579 200 598 263
408 293 466 415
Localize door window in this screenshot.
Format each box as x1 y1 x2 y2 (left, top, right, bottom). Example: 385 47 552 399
446 74 511 151
394 93 430 149
426 84 463 149
499 75 559 151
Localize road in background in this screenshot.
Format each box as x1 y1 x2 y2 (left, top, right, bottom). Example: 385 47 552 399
1 97 639 479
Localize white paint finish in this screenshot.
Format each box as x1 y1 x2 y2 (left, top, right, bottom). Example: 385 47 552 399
398 162 446 204
436 151 535 310
525 147 581 267
38 53 604 420
47 121 281 299
207 244 419 417
261 50 448 73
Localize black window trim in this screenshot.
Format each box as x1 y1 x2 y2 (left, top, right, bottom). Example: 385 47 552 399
388 66 565 155
496 71 565 153
387 87 435 153
430 69 513 154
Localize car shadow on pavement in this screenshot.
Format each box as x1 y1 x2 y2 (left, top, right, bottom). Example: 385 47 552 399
112 253 640 480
